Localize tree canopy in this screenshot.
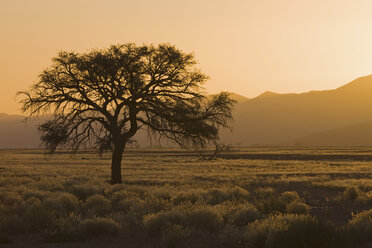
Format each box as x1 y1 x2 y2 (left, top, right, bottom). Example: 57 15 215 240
19 43 235 183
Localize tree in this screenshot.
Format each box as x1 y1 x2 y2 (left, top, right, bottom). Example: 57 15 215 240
18 43 235 184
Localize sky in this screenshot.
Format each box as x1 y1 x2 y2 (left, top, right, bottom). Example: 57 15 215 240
1 0 372 114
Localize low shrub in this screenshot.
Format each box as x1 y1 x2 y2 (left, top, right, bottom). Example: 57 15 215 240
162 224 190 248
246 214 335 248
187 208 223 233
171 191 203 205
281 191 300 203
144 207 223 237
286 201 311 215
265 215 335 248
0 191 22 206
144 209 187 236
43 192 80 215
205 186 250 205
42 214 82 242
343 186 360 201
22 189 47 201
78 217 120 237
84 194 111 216
71 184 104 200
347 209 372 244
223 203 262 227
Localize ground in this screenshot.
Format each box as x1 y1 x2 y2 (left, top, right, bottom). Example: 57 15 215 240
0 147 371 247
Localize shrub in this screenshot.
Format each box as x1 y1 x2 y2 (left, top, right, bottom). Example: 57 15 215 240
0 214 25 234
22 189 47 201
110 190 138 208
286 201 311 215
43 192 79 214
34 180 64 192
281 191 300 203
246 214 335 248
256 196 287 215
78 217 120 237
347 209 372 244
205 186 250 205
143 207 223 236
343 186 360 200
71 184 104 200
226 204 262 227
187 208 223 233
171 191 203 205
162 224 190 248
0 191 22 206
42 214 82 242
361 190 372 204
144 210 187 236
22 200 55 231
84 194 111 216
104 184 127 197
255 187 275 199
265 215 335 248
143 196 172 215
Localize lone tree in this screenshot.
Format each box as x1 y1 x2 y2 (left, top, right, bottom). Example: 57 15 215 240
19 43 235 184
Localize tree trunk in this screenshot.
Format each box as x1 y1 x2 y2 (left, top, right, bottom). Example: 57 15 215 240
110 143 125 184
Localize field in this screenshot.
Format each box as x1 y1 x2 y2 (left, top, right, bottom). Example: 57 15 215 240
0 147 371 248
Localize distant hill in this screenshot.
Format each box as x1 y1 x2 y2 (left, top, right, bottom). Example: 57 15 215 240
297 121 372 146
221 74 372 146
0 114 42 148
2 75 372 148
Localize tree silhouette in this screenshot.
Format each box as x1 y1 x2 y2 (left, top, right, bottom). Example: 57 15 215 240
18 43 235 184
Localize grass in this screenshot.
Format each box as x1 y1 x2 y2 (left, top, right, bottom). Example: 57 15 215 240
0 147 371 247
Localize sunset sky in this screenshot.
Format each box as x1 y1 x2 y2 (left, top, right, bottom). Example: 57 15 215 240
1 0 372 114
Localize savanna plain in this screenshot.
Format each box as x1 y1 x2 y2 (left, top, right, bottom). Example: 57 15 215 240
0 147 371 248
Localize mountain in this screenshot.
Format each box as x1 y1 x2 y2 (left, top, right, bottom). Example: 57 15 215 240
221 74 372 146
0 114 42 148
296 121 372 146
2 75 372 148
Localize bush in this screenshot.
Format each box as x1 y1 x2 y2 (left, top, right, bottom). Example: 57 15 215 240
110 190 139 208
143 196 172 215
144 210 187 236
286 201 311 215
22 199 55 231
78 217 120 237
43 192 79 214
71 184 104 200
171 191 203 205
0 191 22 206
246 214 335 248
187 208 223 233
84 194 111 216
344 186 360 200
42 214 82 242
22 189 47 201
223 204 262 227
34 180 64 192
347 209 372 244
361 190 372 204
144 207 223 236
162 224 190 248
205 186 250 205
256 196 287 215
281 191 300 203
265 215 335 248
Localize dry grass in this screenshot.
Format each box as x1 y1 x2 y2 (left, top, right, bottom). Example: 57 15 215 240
0 147 371 247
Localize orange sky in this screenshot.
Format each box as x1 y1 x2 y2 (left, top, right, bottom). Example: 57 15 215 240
1 0 372 115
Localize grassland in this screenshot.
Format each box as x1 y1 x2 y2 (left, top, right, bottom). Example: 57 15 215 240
0 147 371 248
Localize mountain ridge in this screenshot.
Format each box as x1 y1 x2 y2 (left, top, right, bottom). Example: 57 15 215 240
2 75 372 148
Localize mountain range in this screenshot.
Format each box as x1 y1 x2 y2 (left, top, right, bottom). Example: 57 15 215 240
2 75 372 148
